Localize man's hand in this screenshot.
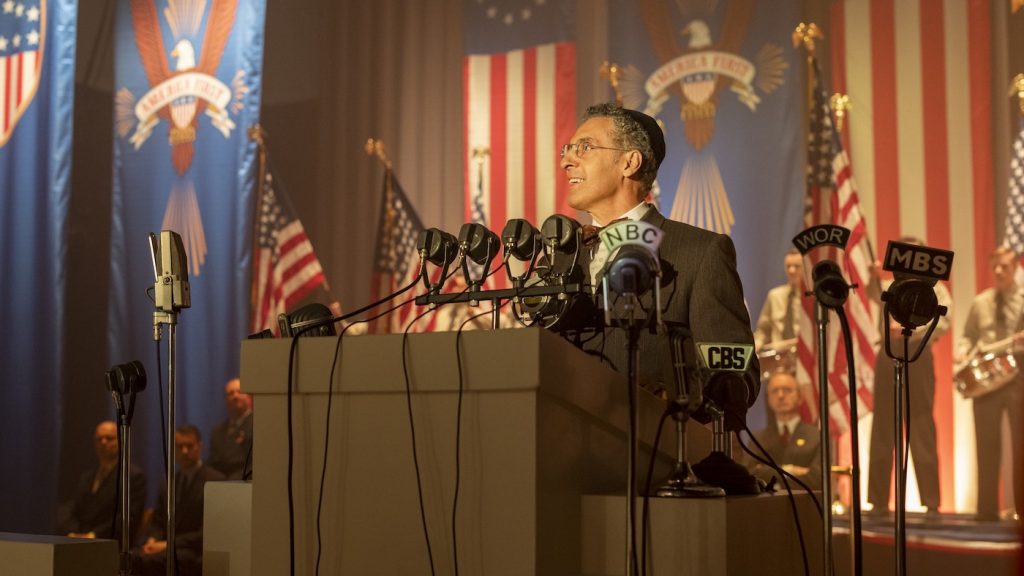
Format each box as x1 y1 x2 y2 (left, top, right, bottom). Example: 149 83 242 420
141 537 167 556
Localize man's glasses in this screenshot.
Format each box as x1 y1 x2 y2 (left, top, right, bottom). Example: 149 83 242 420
560 141 630 159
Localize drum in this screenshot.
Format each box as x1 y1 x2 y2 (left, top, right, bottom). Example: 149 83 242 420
757 340 797 381
954 347 1019 399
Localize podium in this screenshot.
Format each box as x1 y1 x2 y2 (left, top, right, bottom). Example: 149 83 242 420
241 328 708 576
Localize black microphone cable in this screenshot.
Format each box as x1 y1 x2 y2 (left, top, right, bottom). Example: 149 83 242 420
312 292 421 576
835 307 864 576
450 293 513 576
285 272 425 576
738 427 818 576
639 402 677 576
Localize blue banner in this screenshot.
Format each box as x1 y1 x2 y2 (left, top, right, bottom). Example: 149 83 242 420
0 0 76 532
109 0 265 487
608 0 803 324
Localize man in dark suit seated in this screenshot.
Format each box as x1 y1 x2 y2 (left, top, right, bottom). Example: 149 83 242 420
58 420 146 543
137 424 225 576
207 378 253 480
747 371 821 490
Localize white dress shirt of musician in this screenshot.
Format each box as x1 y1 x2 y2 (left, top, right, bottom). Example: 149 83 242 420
956 248 1024 360
753 250 804 351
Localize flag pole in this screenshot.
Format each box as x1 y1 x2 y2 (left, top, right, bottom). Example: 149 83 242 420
248 124 268 330
794 22 836 576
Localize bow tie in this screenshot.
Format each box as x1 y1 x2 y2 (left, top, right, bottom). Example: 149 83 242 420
581 218 629 248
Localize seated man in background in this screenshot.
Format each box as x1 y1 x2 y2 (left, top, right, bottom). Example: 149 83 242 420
208 378 253 479
746 372 821 490
58 420 146 543
137 424 224 576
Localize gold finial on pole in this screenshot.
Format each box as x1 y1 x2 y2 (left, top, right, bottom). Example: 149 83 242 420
1010 74 1024 116
792 22 823 54
472 146 490 165
365 138 393 170
830 93 852 133
600 61 624 105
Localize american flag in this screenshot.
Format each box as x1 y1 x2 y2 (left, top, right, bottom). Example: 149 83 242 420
463 0 576 267
1002 121 1024 257
796 53 876 435
0 0 42 145
250 169 327 333
368 167 428 334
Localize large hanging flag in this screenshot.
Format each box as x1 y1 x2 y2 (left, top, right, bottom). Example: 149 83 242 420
829 0 995 513
0 0 76 533
108 0 266 481
606 0 804 352
463 0 576 241
1001 116 1024 263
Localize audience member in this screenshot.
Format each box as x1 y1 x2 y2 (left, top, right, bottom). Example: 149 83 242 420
208 378 253 479
58 420 146 543
746 372 821 490
136 424 224 576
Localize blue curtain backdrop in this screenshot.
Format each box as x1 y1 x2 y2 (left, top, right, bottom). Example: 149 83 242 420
609 0 804 427
0 0 77 532
109 0 265 493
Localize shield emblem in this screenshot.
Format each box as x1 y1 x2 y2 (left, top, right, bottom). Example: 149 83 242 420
0 0 45 148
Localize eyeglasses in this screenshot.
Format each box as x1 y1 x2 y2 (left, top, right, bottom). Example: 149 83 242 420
560 141 630 159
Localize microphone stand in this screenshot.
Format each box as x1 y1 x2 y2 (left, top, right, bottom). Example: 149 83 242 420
881 303 943 576
153 311 178 576
109 387 136 575
655 330 724 498
813 299 833 576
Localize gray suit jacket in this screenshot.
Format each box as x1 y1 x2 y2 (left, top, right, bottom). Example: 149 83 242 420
575 208 760 425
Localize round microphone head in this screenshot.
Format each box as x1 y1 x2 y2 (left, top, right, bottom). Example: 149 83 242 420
540 215 581 253
417 228 459 267
811 260 849 308
605 245 657 296
458 223 499 265
501 219 541 261
884 277 939 329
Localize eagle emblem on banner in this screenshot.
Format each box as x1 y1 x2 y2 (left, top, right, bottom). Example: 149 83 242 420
617 0 787 235
116 0 247 274
0 0 44 148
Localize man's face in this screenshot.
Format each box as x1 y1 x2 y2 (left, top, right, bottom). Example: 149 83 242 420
94 422 119 463
224 379 252 418
175 431 202 471
992 252 1017 291
561 117 627 217
766 374 800 416
784 254 804 287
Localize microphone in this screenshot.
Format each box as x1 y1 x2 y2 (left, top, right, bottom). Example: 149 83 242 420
692 342 756 431
279 302 337 338
106 361 148 395
811 259 850 309
597 220 664 328
880 240 952 330
457 223 500 289
539 214 582 279
416 228 459 293
149 230 191 313
501 219 542 286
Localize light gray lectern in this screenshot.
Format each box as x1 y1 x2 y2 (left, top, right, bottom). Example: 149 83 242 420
241 328 701 576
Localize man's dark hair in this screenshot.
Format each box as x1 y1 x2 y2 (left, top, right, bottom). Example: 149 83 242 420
582 103 665 195
175 423 202 442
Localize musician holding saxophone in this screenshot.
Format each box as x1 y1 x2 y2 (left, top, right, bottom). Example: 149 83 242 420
956 246 1024 521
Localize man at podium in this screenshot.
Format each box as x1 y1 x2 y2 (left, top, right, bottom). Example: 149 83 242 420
560 104 759 407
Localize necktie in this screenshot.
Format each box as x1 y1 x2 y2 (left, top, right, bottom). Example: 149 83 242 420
779 424 790 446
996 291 1007 339
782 288 796 340
581 217 629 248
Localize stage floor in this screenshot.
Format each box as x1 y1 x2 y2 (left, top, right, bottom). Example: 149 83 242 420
830 512 1020 576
